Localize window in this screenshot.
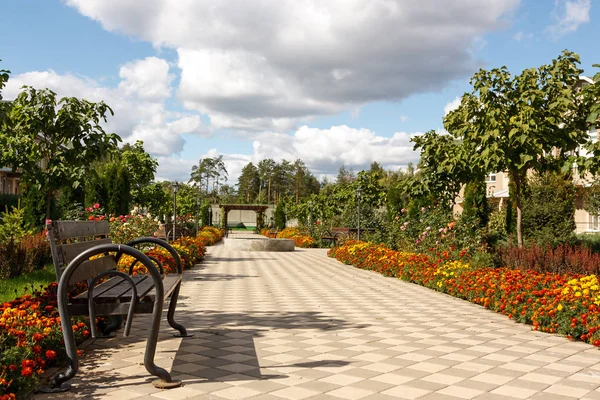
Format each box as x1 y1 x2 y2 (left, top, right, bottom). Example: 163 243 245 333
590 214 599 231
486 173 496 183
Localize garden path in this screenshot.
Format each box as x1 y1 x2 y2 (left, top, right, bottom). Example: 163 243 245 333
35 232 600 399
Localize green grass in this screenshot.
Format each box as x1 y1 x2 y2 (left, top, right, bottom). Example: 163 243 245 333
0 264 56 303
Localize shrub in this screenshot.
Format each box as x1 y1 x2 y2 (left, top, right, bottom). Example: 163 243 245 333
461 179 489 229
274 203 286 230
497 241 600 275
522 172 576 247
0 194 20 214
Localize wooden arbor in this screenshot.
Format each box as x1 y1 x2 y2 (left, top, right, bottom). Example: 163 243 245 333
221 204 269 230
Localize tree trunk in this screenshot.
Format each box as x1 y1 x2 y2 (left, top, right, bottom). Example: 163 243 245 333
45 189 52 220
268 178 271 204
513 174 524 248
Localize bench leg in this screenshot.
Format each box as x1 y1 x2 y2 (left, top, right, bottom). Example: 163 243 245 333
146 295 182 389
167 283 193 337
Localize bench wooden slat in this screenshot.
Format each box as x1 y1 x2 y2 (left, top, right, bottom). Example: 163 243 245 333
77 274 132 300
68 256 118 285
71 274 182 304
61 238 113 265
52 220 111 241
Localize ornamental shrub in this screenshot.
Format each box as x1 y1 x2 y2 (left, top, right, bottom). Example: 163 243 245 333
274 203 286 230
522 172 576 247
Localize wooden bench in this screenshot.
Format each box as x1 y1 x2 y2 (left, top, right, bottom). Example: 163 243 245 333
43 220 191 392
267 228 278 238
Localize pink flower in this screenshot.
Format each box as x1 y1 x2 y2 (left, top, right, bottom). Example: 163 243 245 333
403 221 409 226
420 219 423 223
400 226 406 231
394 216 399 221
93 203 100 209
421 207 425 212
45 219 52 225
426 226 431 231
86 207 93 213
416 239 420 244
439 228 444 233
401 208 406 213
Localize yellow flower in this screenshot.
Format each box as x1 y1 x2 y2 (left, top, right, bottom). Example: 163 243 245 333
557 304 564 311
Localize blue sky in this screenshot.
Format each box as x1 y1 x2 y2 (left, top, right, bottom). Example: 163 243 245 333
0 0 597 183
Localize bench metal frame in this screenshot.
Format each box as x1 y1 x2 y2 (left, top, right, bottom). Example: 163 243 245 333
43 221 191 392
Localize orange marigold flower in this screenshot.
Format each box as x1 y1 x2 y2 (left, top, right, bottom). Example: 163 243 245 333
32 333 44 342
45 350 57 360
21 367 33 377
32 345 42 354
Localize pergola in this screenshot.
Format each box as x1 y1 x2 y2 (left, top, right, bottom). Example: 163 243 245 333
220 204 269 230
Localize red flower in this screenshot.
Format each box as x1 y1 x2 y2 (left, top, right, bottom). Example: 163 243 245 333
8 364 17 371
22 359 35 368
21 367 33 377
93 203 100 209
32 345 42 354
45 350 57 360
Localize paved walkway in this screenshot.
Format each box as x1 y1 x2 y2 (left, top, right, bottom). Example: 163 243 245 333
36 233 600 399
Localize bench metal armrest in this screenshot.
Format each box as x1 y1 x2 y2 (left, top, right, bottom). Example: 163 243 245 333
125 237 183 274
54 243 163 389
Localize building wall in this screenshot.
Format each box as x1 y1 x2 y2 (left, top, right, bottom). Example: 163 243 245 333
0 169 20 195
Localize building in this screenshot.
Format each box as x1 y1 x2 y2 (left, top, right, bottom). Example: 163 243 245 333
0 167 20 195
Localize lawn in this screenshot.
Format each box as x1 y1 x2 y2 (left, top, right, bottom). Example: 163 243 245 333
0 264 56 303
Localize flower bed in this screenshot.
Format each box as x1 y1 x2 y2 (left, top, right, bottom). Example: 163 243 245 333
0 284 89 399
260 227 316 248
329 241 600 347
0 227 223 398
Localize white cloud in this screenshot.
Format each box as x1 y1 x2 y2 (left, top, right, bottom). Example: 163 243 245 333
3 58 205 156
65 0 521 131
400 115 409 122
118 57 173 100
444 97 462 116
548 0 591 37
156 125 424 183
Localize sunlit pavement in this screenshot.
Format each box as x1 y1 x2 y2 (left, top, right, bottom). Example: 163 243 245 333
35 232 600 399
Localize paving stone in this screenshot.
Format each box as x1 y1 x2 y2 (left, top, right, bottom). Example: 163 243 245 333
31 235 600 399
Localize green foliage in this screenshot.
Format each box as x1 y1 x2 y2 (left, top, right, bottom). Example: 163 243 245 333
577 233 600 254
274 202 286 230
0 205 34 243
0 194 20 213
584 177 600 216
461 179 489 229
411 130 478 205
522 172 576 247
0 264 55 303
444 50 590 246
469 251 498 269
120 141 158 205
1 86 121 218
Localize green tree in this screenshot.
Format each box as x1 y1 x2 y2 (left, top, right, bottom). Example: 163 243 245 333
522 172 576 246
236 162 259 203
411 130 477 206
461 178 489 229
1 87 120 219
0 59 10 127
444 51 589 247
274 202 286 230
120 141 158 206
